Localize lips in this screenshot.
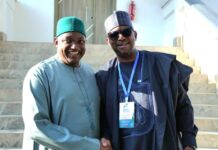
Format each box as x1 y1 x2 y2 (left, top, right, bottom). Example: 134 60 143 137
68 50 79 56
117 42 129 49
71 51 79 55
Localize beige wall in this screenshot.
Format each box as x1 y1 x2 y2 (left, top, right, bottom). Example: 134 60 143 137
56 0 116 44
94 0 116 44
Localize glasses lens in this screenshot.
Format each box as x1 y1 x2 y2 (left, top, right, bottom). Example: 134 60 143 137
121 28 132 37
108 32 119 40
108 28 132 40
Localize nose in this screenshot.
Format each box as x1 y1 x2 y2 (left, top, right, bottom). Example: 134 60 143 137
70 43 77 49
117 33 125 40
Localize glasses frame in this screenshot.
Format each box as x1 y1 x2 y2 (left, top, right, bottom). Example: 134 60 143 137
108 27 133 41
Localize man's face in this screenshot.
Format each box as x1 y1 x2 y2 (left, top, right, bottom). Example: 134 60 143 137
55 32 86 67
106 26 137 62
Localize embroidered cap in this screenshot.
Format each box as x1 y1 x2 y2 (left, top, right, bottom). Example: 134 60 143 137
104 10 133 34
56 16 86 37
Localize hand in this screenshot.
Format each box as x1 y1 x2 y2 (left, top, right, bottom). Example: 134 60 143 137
100 138 112 150
184 146 195 150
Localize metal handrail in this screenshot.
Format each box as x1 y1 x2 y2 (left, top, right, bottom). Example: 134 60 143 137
86 24 94 41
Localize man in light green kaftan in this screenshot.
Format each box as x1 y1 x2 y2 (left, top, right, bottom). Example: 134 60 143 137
22 16 102 150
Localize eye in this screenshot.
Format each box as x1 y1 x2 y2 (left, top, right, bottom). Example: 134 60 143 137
108 31 119 40
78 39 85 45
121 28 132 37
63 38 73 44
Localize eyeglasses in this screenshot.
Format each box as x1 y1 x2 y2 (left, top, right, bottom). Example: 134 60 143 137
108 28 132 41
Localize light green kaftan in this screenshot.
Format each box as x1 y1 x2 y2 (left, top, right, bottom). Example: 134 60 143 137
22 55 100 150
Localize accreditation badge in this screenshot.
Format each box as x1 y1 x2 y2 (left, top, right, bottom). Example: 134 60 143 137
119 102 135 128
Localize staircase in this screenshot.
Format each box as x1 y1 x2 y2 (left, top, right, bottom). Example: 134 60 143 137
0 41 217 150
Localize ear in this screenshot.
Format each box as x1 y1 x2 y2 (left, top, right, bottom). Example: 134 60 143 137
133 31 137 39
54 37 58 48
105 37 110 45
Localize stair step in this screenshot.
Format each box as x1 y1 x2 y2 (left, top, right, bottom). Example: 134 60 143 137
0 42 188 56
197 131 218 149
1 104 217 133
0 67 200 77
190 73 208 83
0 67 202 79
0 41 55 54
0 53 53 61
1 119 218 149
0 130 23 148
0 61 37 70
0 77 215 90
0 102 21 115
194 104 218 118
192 67 201 74
195 117 218 132
136 46 187 56
0 69 27 79
0 79 22 89
0 90 21 102
0 60 112 70
189 93 218 105
0 43 202 58
0 56 200 74
189 83 217 93
0 41 217 149
0 46 197 69
0 115 23 130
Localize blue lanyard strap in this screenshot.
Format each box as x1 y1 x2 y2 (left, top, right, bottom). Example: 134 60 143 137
118 51 139 102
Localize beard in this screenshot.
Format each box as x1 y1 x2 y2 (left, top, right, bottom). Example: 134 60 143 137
114 49 136 62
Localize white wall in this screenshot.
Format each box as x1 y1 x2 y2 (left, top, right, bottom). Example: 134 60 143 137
162 0 176 46
0 0 15 40
181 1 218 82
0 0 54 42
116 0 164 46
0 0 7 34
1 0 165 45
201 0 218 15
0 0 3 30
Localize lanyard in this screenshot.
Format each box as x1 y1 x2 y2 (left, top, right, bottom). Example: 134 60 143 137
118 51 139 102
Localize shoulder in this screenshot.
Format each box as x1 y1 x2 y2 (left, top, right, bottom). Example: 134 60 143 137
100 57 117 71
141 50 176 62
141 50 192 83
140 50 177 74
25 55 57 79
95 57 117 84
96 57 117 75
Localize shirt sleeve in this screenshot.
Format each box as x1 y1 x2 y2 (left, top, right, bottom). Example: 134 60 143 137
22 68 100 150
170 60 198 148
95 70 111 140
